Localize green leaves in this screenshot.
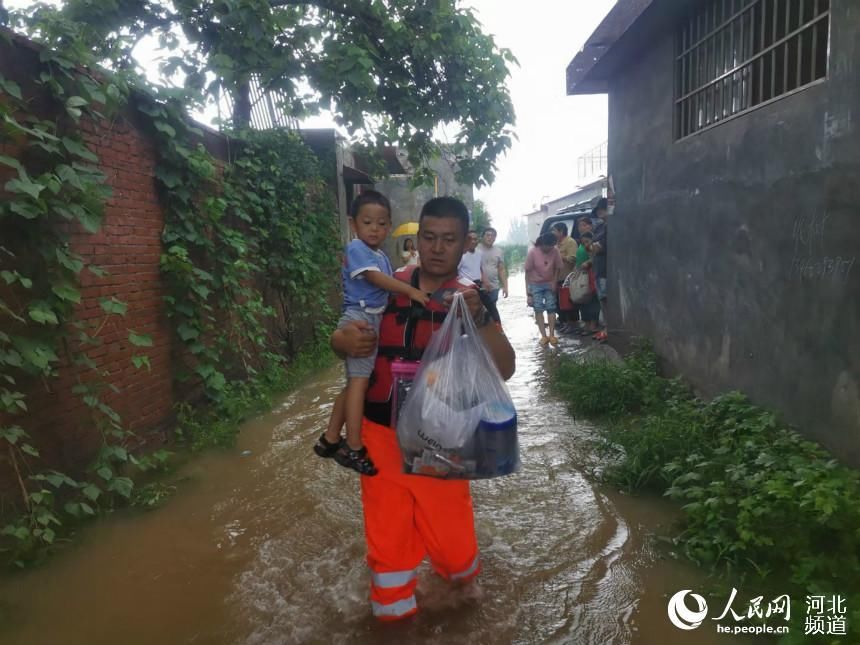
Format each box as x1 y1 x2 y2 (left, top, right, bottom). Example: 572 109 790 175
153 120 176 138
81 484 101 502
61 137 98 162
65 95 88 119
28 302 59 325
131 355 151 371
1 425 27 445
128 331 153 347
5 177 45 200
99 297 128 316
0 73 22 100
555 344 860 642
51 282 81 304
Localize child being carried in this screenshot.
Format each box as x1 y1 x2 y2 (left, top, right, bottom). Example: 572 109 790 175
313 191 428 475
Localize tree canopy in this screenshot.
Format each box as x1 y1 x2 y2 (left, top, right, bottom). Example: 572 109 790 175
470 198 491 233
12 0 516 187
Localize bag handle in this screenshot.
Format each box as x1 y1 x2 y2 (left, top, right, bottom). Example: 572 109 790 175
451 291 480 338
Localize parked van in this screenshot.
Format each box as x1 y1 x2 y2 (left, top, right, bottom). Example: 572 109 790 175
539 195 602 242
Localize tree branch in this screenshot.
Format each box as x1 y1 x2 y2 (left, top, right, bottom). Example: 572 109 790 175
268 0 379 25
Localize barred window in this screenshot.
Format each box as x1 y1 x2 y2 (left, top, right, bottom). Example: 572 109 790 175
675 0 830 139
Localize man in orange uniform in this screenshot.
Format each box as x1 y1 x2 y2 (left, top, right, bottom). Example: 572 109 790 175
331 197 516 621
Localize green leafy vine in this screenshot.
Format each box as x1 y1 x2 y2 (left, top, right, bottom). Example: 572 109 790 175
0 32 165 564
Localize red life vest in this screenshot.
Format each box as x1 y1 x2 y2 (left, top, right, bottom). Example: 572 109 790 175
364 265 474 425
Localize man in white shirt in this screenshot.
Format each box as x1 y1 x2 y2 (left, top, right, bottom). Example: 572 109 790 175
457 230 484 282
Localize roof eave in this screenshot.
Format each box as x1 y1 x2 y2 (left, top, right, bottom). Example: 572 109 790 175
565 0 656 95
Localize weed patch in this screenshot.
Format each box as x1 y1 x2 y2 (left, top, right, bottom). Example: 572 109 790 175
553 342 860 641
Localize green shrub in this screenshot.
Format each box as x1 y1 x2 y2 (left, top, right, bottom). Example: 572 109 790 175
554 340 681 418
553 343 860 642
177 338 334 451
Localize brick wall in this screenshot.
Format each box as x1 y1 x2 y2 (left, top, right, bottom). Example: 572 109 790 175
0 32 309 494
0 42 185 480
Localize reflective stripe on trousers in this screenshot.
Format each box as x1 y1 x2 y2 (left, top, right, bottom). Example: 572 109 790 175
371 569 417 589
450 553 480 581
371 595 418 619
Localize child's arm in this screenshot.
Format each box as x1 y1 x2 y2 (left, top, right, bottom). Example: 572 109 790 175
364 270 430 306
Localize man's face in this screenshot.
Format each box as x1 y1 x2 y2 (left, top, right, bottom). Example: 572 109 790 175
482 230 496 247
418 216 466 278
578 218 592 234
466 232 479 251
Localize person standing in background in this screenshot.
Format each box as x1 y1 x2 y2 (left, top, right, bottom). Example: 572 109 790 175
525 233 564 346
590 198 609 342
400 237 419 266
551 222 578 334
457 230 484 282
479 227 508 323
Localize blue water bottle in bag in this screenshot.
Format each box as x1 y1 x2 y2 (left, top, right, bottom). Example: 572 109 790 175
475 402 519 477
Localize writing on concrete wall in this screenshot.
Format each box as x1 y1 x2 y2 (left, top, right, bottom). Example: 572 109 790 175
791 256 856 280
791 212 856 281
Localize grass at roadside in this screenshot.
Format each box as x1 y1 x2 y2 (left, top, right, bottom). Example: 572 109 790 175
552 341 860 643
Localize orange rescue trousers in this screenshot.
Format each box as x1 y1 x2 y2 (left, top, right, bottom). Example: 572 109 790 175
360 418 481 621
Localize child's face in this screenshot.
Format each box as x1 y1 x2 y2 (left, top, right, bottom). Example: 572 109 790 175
583 238 593 251
351 204 391 249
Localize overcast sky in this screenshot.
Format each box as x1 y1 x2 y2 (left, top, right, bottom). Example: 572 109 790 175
8 0 616 241
466 0 615 240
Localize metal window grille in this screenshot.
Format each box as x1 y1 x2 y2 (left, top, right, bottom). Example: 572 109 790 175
217 76 300 130
576 141 608 180
675 0 830 139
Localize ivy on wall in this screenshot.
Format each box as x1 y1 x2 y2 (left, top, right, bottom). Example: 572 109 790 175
0 31 339 564
0 35 165 563
148 100 339 399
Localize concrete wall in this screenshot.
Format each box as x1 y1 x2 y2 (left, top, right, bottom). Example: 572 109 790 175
606 1 860 464
376 156 474 265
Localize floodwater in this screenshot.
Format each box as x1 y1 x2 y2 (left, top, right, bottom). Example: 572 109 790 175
0 277 751 645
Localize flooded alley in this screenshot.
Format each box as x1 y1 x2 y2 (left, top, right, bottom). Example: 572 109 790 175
0 279 745 645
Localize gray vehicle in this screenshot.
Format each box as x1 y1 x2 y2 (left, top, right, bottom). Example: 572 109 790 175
539 195 602 242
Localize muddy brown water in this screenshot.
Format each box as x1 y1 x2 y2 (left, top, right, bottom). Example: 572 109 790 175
0 277 752 645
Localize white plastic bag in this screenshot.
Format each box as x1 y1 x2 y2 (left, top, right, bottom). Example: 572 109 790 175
396 292 519 479
567 269 593 304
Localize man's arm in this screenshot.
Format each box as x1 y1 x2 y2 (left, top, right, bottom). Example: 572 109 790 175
498 255 509 297
364 270 429 305
479 324 515 380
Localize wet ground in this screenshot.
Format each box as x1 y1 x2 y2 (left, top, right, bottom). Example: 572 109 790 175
0 276 751 644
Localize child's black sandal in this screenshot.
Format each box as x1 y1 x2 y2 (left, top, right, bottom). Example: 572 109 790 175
334 446 378 476
313 433 343 458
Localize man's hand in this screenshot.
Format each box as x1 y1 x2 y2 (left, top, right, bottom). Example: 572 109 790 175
443 288 485 323
331 320 377 358
502 287 509 298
